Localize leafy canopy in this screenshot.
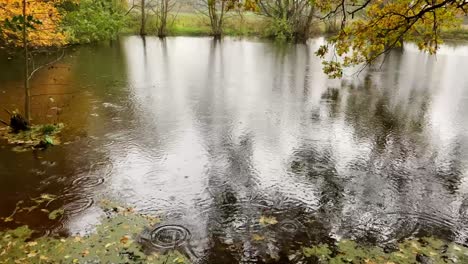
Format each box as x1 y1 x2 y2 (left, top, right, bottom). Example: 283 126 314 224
314 0 467 77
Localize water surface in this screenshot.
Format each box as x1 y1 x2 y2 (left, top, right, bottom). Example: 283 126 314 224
1 37 468 263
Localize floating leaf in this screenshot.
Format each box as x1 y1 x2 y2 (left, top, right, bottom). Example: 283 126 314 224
40 194 57 201
173 257 185 263
252 234 265 241
120 235 129 244
81 249 89 257
259 216 278 226
104 242 114 248
48 209 64 220
44 135 54 145
26 242 37 247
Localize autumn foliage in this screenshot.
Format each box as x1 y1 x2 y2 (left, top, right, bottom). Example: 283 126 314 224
0 0 67 47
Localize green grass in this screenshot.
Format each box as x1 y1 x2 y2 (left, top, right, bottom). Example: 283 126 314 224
441 25 468 41
122 12 270 37
122 12 468 42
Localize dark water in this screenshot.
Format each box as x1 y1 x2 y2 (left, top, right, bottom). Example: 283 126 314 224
1 36 468 263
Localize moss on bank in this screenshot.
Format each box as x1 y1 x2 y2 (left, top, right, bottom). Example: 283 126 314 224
0 201 189 264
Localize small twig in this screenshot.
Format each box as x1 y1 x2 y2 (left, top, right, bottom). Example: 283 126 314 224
3 108 13 116
0 119 9 126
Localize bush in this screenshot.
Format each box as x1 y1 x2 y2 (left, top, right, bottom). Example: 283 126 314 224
61 0 127 43
266 18 294 41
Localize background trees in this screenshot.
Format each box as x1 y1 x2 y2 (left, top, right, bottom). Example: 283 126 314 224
257 0 316 41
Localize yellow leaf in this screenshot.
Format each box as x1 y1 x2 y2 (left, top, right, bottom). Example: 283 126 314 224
259 216 278 226
173 257 185 263
27 251 37 258
252 234 265 241
27 241 38 247
105 242 115 248
120 235 130 244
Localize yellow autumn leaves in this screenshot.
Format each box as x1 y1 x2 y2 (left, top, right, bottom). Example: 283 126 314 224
0 0 67 47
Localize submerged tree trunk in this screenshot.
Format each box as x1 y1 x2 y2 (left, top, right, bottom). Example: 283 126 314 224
140 0 146 35
258 0 315 42
207 0 225 39
157 0 169 37
22 0 31 123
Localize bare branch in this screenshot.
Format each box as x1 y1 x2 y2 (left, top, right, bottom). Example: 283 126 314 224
28 49 65 82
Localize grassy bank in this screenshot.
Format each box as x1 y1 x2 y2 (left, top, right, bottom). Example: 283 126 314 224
122 12 468 43
441 25 468 41
123 12 276 37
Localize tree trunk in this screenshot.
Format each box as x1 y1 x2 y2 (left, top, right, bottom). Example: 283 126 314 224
22 0 30 123
158 0 168 37
140 0 146 35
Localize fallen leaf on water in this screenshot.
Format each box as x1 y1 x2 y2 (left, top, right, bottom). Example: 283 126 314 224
48 209 64 220
173 257 185 263
27 241 38 247
252 234 265 241
259 216 278 226
27 251 37 258
104 242 115 248
120 235 129 244
40 194 57 202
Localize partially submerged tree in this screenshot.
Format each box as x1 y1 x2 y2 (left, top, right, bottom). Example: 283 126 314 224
198 0 258 38
257 0 316 42
154 0 177 37
314 0 468 77
200 0 229 38
140 0 147 35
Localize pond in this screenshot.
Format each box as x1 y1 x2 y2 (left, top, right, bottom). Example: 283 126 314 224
0 36 468 263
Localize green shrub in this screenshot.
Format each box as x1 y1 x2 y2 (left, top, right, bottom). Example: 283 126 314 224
61 0 127 43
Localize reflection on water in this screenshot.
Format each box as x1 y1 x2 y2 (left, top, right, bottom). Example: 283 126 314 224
1 37 468 263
